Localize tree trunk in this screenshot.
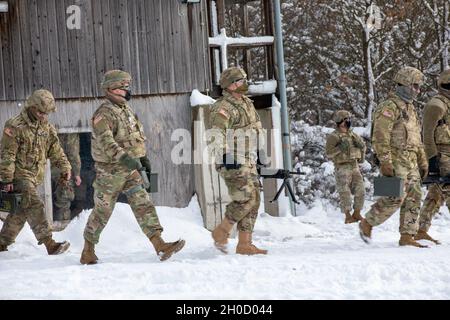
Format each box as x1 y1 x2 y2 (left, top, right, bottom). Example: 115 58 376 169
363 28 375 125
443 0 449 70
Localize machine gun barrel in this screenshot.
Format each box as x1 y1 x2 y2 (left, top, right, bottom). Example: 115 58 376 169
422 175 450 185
258 168 306 179
258 168 306 204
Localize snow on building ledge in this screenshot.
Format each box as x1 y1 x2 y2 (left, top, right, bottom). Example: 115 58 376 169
190 89 216 107
209 28 274 48
249 80 278 95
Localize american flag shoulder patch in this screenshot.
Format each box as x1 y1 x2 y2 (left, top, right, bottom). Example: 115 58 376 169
217 108 230 119
93 115 103 125
382 110 394 118
3 127 13 137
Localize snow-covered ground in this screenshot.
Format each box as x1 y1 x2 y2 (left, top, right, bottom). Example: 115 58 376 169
1 196 450 300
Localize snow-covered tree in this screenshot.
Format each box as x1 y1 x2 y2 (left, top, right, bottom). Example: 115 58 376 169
281 0 449 125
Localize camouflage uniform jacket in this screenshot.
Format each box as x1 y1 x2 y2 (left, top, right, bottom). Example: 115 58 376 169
325 129 366 164
372 92 427 169
0 109 71 184
58 133 81 176
422 94 450 158
91 100 147 164
209 90 263 167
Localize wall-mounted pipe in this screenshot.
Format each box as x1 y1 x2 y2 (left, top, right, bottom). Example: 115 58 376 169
273 0 295 215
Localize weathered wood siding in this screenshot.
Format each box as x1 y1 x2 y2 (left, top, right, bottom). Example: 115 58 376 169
0 0 210 101
0 0 210 208
0 94 195 207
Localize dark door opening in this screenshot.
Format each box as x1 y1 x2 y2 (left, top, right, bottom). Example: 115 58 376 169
52 132 95 222
73 132 95 214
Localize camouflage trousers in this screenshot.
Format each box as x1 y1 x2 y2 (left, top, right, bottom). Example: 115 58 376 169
219 165 261 232
366 157 422 235
83 163 163 244
418 184 445 232
0 179 52 246
51 176 75 221
418 153 450 232
334 162 365 213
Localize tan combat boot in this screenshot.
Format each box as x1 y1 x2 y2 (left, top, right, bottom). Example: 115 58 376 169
43 238 70 255
236 231 268 255
344 210 357 224
399 234 428 248
211 217 234 253
352 209 363 222
80 240 98 265
359 219 372 244
0 244 7 252
414 230 441 245
398 233 428 248
149 231 185 261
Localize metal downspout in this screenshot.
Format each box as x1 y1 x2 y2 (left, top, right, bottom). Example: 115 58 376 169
273 0 295 215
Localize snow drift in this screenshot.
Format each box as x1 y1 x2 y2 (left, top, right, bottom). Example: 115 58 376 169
2 195 450 300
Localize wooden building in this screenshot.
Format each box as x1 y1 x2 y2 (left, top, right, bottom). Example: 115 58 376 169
0 0 210 210
0 0 289 227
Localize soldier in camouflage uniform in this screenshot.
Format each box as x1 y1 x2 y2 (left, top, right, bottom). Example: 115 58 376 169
80 70 185 264
359 67 429 247
210 67 267 255
0 90 71 255
51 133 82 222
416 69 450 245
325 110 366 224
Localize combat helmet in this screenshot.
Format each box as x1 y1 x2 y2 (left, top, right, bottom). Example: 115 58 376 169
25 89 56 113
393 67 424 87
219 67 247 89
333 110 352 124
101 70 132 90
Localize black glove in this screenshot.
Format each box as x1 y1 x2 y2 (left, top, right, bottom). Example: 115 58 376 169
222 153 241 170
140 156 152 173
119 153 142 171
428 155 440 175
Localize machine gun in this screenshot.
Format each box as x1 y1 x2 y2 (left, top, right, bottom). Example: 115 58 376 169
258 168 306 204
0 191 22 214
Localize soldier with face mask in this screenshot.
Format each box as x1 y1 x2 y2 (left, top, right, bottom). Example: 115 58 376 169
359 67 429 247
209 67 267 255
416 69 450 245
0 89 71 255
325 110 366 224
80 70 185 264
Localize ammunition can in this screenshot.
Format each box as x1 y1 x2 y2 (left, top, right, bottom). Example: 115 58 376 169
374 176 404 197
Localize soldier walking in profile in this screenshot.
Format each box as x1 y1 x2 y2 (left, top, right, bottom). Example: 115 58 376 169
80 70 185 264
359 67 429 247
416 69 450 245
0 90 71 255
